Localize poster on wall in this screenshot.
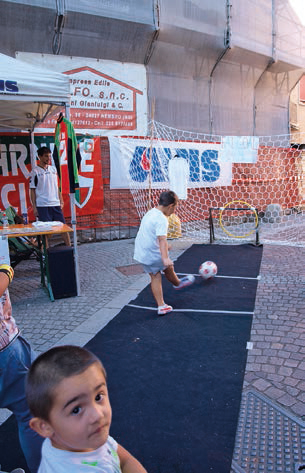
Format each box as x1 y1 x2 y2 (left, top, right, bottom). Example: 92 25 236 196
0 135 103 220
16 52 147 136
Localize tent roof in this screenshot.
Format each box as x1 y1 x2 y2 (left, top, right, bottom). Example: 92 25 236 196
0 53 70 131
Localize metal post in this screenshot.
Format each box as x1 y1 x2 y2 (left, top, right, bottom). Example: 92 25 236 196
66 103 81 296
209 208 215 244
255 208 260 246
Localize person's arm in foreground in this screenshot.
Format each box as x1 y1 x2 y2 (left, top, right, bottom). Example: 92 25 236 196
117 444 148 473
0 264 14 296
158 235 173 268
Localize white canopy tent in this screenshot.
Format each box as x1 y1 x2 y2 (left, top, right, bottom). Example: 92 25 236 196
0 52 70 131
0 52 80 297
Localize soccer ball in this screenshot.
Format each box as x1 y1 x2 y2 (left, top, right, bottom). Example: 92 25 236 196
199 261 217 279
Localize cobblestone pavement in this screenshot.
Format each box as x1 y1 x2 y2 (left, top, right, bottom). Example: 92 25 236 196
2 239 305 471
232 244 305 473
10 238 153 353
244 245 305 418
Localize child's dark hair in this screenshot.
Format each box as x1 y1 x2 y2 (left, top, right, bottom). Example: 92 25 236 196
26 345 105 421
158 191 178 207
37 146 52 157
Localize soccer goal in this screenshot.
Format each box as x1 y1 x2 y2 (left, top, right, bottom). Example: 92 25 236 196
209 201 260 246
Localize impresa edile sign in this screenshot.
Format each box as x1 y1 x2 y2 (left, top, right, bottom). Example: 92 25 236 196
16 53 148 136
66 66 143 131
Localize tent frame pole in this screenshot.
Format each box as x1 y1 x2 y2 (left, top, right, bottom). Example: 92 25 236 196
65 103 81 296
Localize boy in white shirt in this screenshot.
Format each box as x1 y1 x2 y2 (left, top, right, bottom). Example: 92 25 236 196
26 345 147 473
134 191 194 315
29 146 70 246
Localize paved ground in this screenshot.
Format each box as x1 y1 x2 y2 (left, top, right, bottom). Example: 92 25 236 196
244 245 305 418
1 238 305 472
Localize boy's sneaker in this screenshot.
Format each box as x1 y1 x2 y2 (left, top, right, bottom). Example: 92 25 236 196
174 274 195 290
158 304 173 315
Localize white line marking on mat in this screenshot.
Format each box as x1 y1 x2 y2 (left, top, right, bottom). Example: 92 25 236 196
127 304 254 315
176 272 260 280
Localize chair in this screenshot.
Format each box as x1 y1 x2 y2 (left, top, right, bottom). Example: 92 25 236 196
0 207 39 268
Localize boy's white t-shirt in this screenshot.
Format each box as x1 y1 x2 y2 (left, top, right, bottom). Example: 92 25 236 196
38 436 122 472
134 208 168 265
29 165 61 207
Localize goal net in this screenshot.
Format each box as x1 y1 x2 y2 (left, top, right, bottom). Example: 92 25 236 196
113 121 305 246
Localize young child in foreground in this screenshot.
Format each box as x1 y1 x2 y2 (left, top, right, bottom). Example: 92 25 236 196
26 345 148 473
134 190 195 315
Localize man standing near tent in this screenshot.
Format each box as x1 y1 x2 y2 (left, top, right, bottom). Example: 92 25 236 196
29 146 70 246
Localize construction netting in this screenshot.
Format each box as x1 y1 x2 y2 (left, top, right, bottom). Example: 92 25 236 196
146 0 305 135
1 0 305 136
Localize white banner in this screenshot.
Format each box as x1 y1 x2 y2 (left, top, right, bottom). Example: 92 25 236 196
109 137 232 189
222 136 259 163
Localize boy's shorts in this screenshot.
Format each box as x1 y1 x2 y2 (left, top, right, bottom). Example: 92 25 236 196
37 206 66 223
141 259 165 275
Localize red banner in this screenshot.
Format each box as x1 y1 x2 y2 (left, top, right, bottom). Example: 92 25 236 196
0 134 103 221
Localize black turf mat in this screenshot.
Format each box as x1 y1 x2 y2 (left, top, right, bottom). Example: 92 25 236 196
86 307 253 473
174 243 263 278
0 415 28 472
130 274 258 313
